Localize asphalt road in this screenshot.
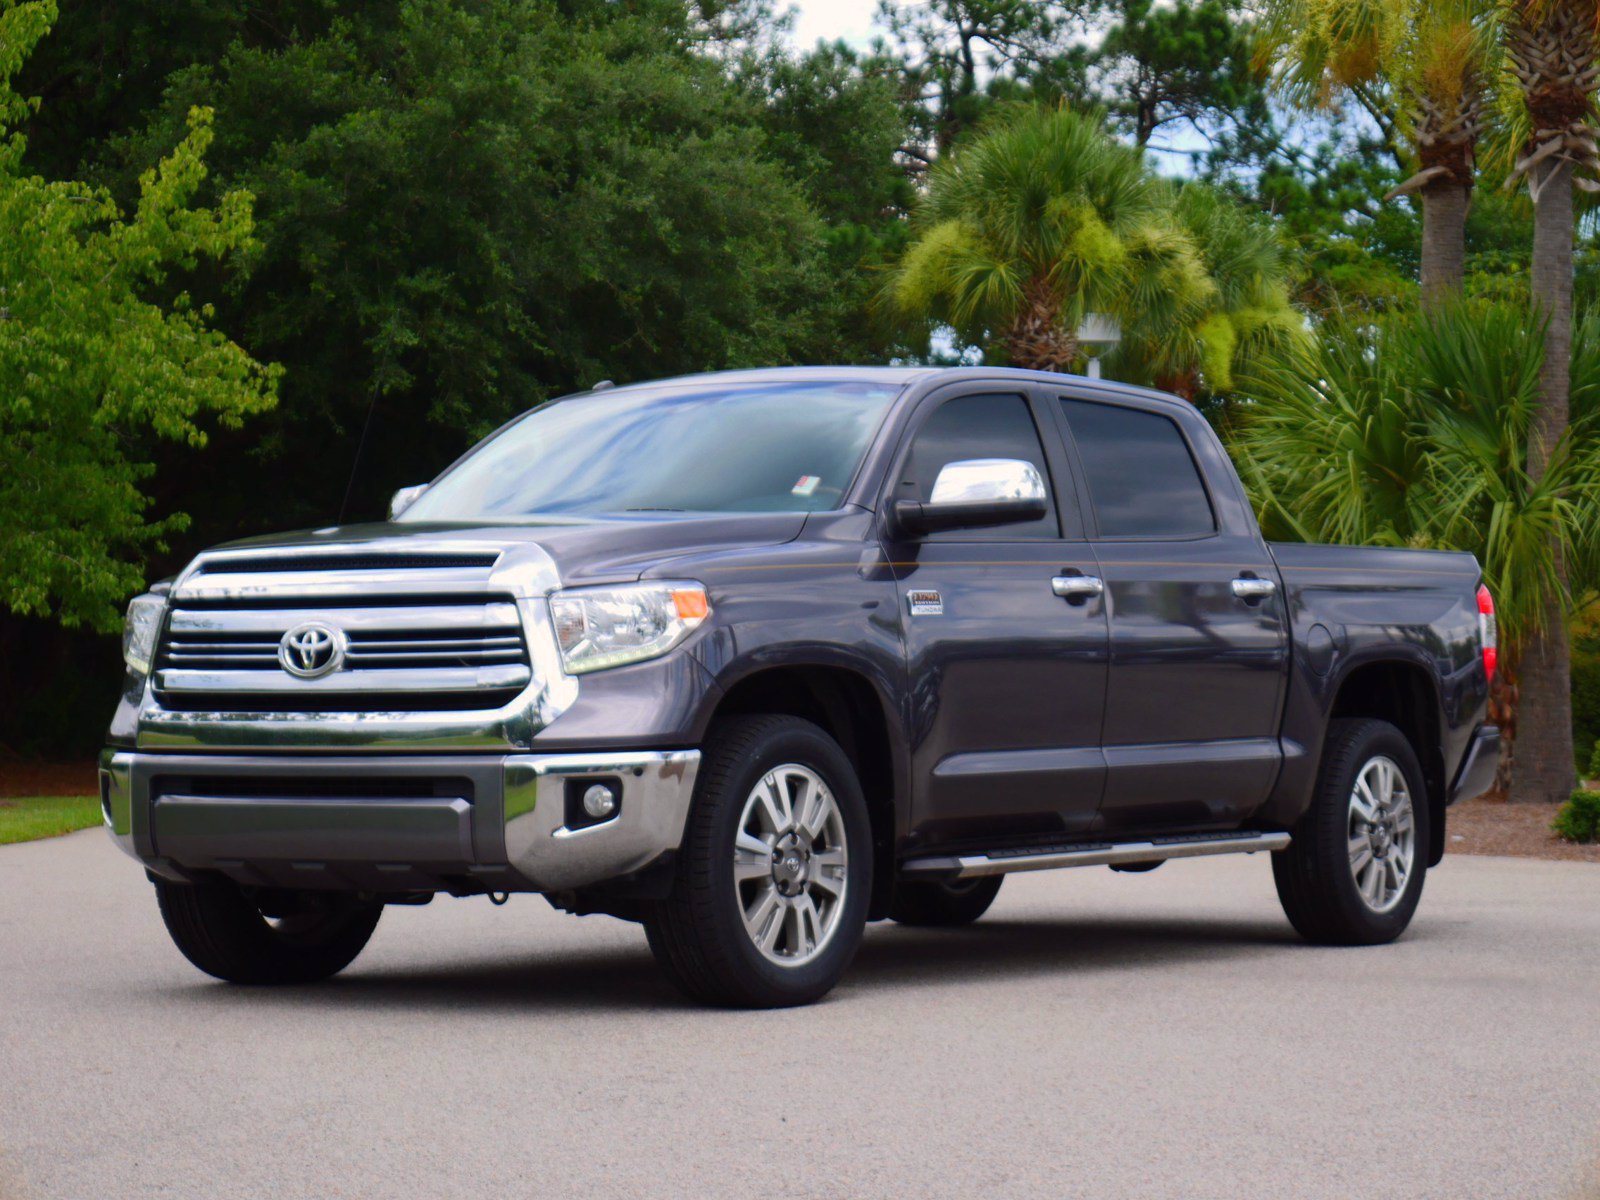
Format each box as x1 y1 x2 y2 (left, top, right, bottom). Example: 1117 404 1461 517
3 830 1599 1200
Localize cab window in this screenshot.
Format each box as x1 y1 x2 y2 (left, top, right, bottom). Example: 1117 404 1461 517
898 394 1060 539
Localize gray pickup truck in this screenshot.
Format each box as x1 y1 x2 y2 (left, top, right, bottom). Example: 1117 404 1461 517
102 367 1501 1007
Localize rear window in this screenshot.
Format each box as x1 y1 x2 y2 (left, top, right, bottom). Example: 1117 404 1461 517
1059 399 1215 538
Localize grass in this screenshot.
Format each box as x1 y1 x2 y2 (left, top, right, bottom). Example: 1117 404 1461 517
0 795 102 845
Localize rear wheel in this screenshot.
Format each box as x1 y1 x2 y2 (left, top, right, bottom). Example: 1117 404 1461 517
889 876 1002 926
1273 718 1430 945
155 880 382 984
645 715 871 1008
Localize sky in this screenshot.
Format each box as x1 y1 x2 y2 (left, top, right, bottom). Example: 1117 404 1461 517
786 0 895 51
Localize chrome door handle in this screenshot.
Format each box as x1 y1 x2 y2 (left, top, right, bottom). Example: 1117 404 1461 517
1052 575 1105 601
1232 577 1277 601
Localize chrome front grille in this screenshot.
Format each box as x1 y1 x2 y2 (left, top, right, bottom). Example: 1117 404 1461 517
152 551 536 713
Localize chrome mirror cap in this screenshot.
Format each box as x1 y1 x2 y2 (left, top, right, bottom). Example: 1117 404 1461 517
388 484 428 521
892 458 1050 538
928 459 1047 506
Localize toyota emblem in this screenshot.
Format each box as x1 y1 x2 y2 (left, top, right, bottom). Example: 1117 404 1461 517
278 621 347 679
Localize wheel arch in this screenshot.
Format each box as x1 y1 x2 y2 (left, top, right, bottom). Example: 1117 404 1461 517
705 663 903 919
1328 658 1448 866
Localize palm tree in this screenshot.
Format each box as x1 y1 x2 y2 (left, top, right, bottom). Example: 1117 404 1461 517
1232 302 1600 789
1260 0 1498 304
1500 0 1600 801
884 105 1212 371
1115 183 1305 399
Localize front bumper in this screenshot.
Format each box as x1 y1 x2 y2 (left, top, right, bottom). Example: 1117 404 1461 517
99 747 699 894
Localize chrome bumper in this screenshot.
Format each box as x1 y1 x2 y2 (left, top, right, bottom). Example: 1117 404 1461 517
99 747 699 894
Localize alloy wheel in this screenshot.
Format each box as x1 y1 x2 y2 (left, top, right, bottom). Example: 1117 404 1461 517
732 763 849 967
1347 755 1416 914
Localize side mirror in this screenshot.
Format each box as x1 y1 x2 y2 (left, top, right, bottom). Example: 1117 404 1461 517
388 484 428 520
891 458 1049 538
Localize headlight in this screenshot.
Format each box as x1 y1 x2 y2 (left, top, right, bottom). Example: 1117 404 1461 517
122 594 166 676
549 582 710 675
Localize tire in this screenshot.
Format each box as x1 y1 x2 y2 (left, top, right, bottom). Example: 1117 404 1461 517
1273 718 1431 946
154 879 382 984
644 715 872 1008
889 876 1003 927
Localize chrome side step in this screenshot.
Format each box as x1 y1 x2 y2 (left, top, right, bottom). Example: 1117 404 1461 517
900 831 1291 881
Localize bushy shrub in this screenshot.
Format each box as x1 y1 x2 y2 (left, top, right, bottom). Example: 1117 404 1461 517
1553 791 1600 844
1576 630 1600 774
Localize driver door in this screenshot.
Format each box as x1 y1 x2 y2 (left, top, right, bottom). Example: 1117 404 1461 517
885 387 1110 850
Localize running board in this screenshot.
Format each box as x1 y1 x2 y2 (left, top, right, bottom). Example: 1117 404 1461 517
900 831 1291 881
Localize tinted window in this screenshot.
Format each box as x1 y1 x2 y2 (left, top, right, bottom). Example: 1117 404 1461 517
899 394 1059 538
1060 399 1215 538
402 381 897 520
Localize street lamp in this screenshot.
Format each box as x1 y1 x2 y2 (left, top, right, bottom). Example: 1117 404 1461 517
1076 313 1121 380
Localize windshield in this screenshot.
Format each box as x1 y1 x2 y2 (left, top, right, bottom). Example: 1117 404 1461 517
399 380 899 520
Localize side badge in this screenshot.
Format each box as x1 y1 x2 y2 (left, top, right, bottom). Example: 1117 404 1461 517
907 589 944 617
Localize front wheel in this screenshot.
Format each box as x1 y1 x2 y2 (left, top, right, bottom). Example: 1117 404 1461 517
644 715 872 1008
155 880 382 984
1273 718 1430 946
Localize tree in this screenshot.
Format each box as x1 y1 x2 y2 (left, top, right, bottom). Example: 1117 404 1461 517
1115 182 1304 400
1499 0 1600 801
1232 302 1600 784
885 105 1201 370
885 104 1299 389
1095 0 1268 150
0 0 278 631
1260 0 1499 304
877 0 1076 154
97 0 893 536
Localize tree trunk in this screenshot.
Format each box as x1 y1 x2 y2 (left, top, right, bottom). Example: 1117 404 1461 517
1003 276 1077 372
1418 179 1468 306
1510 157 1578 804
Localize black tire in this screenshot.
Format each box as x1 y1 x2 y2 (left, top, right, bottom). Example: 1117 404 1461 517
644 715 872 1008
154 879 382 984
889 876 1003 926
1273 718 1431 946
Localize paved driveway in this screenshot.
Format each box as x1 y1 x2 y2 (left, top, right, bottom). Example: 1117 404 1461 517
3 830 1598 1200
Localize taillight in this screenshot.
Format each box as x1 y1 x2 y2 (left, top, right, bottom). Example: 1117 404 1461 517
1477 585 1497 681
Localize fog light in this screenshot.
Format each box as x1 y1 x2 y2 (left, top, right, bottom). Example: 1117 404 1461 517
582 783 618 820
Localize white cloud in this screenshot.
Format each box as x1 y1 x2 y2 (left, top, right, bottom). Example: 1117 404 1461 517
784 0 902 51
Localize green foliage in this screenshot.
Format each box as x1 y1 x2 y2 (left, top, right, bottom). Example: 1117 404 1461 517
1115 181 1305 393
878 0 1074 152
1552 790 1600 844
1575 614 1600 775
886 106 1180 351
1095 0 1268 148
886 104 1300 391
96 0 905 531
1232 301 1600 646
0 0 278 631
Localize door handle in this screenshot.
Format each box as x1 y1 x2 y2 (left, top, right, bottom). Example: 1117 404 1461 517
1052 575 1105 602
1232 577 1277 601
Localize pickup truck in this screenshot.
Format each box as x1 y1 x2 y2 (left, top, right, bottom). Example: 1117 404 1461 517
102 366 1502 1007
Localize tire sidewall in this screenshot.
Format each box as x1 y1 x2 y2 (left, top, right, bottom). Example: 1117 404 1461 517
1318 723 1431 941
703 721 873 1000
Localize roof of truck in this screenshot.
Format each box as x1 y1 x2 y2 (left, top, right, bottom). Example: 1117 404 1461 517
588 365 1190 406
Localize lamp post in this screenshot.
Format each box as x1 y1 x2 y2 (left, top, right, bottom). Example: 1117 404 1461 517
1076 313 1122 380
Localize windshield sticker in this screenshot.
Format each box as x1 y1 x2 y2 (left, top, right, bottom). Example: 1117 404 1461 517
791 475 821 497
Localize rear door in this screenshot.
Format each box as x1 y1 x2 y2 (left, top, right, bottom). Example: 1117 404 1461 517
1050 391 1289 833
885 386 1110 849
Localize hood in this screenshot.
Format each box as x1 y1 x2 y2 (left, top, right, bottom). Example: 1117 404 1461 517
204 512 810 586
